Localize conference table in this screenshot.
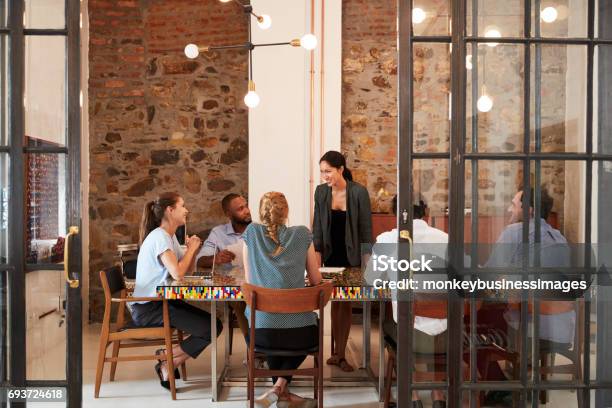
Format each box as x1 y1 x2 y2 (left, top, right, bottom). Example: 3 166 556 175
156 266 391 401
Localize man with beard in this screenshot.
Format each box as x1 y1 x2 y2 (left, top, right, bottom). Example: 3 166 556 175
197 193 252 348
197 193 252 268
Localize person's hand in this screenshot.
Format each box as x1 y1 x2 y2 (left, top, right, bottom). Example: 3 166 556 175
215 249 235 264
186 235 202 251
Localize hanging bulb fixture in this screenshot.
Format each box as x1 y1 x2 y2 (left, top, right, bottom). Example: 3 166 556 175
412 8 426 24
244 80 260 108
477 86 493 112
541 7 558 23
484 27 501 47
257 14 272 30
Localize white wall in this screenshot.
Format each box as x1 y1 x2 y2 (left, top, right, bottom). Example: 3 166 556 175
249 0 342 226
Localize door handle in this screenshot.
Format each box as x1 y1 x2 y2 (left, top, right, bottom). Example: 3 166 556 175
64 226 80 288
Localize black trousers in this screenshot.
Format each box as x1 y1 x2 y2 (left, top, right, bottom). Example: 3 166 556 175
130 300 222 359
247 325 319 384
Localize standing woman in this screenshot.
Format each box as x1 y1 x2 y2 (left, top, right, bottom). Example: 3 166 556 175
313 151 372 372
130 192 222 390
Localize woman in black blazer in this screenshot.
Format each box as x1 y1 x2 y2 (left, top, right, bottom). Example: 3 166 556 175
313 151 372 371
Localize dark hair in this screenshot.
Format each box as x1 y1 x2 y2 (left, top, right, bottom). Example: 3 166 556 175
221 193 241 213
139 192 181 245
319 150 353 181
391 195 427 219
527 187 554 220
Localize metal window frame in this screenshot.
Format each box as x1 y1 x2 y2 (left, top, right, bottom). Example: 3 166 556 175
3 0 82 407
397 0 608 407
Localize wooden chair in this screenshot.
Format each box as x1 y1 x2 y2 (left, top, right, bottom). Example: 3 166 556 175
241 282 333 408
95 266 186 400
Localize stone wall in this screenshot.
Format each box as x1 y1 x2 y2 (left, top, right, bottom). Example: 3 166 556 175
88 0 248 321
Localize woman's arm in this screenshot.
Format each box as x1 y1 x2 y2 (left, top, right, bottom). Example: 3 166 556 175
159 238 201 280
305 243 322 286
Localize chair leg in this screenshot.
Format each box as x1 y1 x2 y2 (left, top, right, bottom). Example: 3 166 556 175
384 353 395 408
94 335 109 398
109 341 120 381
164 330 177 400
177 330 187 380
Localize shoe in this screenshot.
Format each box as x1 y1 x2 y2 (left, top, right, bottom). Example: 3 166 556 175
432 400 446 408
154 362 170 390
155 349 180 380
253 389 279 408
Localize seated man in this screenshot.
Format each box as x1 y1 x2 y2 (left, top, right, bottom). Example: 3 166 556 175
378 196 448 408
197 193 252 341
197 193 251 268
478 187 573 405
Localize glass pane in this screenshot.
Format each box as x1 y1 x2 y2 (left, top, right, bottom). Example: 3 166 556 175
597 0 612 39
24 0 65 29
467 0 525 38
25 154 66 265
412 0 450 36
26 269 66 380
534 2 587 38
0 154 7 263
466 44 525 153
1 35 7 146
0 270 7 382
531 45 587 153
595 46 612 154
25 36 66 148
593 160 612 383
414 44 450 153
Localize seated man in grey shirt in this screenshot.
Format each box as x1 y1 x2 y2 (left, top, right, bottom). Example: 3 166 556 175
197 193 251 268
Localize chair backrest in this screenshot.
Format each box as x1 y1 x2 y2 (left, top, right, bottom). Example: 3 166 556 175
100 265 126 297
241 282 333 313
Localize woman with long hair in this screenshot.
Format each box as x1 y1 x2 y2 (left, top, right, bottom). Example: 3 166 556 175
313 151 372 372
242 192 322 407
131 192 222 390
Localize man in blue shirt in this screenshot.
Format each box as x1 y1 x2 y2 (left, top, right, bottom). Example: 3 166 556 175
197 193 252 268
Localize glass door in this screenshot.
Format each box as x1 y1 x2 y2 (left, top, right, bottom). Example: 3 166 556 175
1 0 81 406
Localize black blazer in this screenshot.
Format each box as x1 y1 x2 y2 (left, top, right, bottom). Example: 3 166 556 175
312 180 373 266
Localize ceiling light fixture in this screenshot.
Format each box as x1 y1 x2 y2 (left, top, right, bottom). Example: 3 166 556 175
185 0 317 108
541 6 558 23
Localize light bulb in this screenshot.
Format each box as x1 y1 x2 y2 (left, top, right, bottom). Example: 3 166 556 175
257 14 272 30
300 33 317 50
244 91 260 108
477 94 493 112
541 7 558 23
412 8 426 24
184 43 199 59
484 28 501 47
466 54 473 70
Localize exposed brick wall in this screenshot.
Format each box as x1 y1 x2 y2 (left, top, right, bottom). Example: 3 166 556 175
88 0 248 321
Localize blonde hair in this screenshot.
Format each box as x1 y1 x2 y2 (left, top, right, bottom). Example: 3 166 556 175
259 192 289 257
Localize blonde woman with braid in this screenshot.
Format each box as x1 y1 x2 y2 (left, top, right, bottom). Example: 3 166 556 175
242 192 322 408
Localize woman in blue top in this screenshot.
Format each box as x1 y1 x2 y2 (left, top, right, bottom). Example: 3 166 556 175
242 192 322 408
130 192 222 390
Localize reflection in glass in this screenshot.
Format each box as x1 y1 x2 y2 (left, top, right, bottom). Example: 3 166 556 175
414 44 450 153
467 0 525 38
26 269 66 380
25 36 67 148
1 35 7 146
466 44 524 153
412 0 450 36
24 0 65 29
531 45 587 153
25 154 66 265
595 46 612 154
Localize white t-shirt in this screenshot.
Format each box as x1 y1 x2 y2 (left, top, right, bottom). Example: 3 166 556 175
375 219 449 336
132 227 184 303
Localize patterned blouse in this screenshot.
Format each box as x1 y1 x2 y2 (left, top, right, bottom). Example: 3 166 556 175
244 223 318 329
